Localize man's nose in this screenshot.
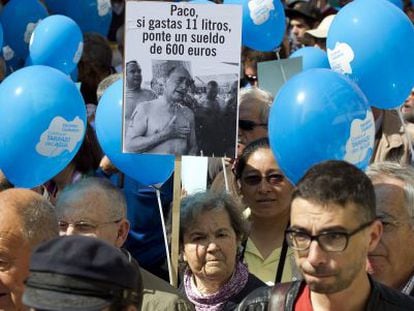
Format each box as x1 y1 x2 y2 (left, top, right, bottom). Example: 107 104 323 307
305 240 328 266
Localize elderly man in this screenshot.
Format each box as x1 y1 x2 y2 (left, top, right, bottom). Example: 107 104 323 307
55 177 194 311
125 60 157 124
366 162 414 296
238 160 414 310
125 65 197 155
0 188 58 311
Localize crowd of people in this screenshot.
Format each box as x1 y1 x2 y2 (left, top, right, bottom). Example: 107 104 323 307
1 0 414 310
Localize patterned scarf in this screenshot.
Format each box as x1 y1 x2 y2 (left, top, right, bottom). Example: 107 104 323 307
183 261 249 311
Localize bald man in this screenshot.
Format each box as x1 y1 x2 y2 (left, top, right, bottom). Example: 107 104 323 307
0 189 58 311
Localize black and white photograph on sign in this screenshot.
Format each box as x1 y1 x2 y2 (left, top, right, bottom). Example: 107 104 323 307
124 59 238 157
122 1 242 157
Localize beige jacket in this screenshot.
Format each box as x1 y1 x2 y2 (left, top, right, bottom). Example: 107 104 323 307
140 268 195 311
373 110 413 164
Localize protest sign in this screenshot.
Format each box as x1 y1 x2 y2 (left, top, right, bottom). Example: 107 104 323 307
123 1 242 158
258 57 302 97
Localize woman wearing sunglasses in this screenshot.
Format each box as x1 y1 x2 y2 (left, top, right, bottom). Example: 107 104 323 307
234 138 295 285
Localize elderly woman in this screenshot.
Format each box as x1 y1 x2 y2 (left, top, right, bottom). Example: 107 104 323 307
179 191 265 310
234 138 295 285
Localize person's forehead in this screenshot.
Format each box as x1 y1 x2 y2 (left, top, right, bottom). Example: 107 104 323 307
291 198 358 230
373 178 407 217
290 17 309 27
127 62 140 70
169 68 190 79
0 208 26 248
239 102 261 120
58 198 111 220
186 208 232 232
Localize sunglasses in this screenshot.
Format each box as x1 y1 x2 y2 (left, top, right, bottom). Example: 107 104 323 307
239 119 268 131
242 173 285 186
245 74 258 84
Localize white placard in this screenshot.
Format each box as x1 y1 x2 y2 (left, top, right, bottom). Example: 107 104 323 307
123 1 242 158
182 156 208 195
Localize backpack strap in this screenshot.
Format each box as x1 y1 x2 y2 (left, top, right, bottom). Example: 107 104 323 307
268 282 293 311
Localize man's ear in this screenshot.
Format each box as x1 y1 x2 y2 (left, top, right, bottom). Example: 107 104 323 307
368 219 383 252
115 219 130 248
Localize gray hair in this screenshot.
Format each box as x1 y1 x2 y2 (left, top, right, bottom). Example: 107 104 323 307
56 177 126 221
96 73 122 101
239 87 273 123
366 161 414 220
20 197 58 245
0 189 58 246
179 191 249 245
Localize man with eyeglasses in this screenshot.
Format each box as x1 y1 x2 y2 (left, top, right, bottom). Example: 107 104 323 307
125 64 198 155
366 162 414 296
237 160 414 310
56 177 195 311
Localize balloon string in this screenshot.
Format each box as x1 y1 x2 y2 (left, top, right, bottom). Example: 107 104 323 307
222 158 229 193
155 188 173 284
276 50 288 83
396 109 414 164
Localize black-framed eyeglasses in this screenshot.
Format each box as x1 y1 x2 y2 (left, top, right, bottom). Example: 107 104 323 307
285 220 374 252
58 219 122 233
242 173 285 186
239 119 268 131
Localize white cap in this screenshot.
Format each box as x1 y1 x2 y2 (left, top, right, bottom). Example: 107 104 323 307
306 14 336 39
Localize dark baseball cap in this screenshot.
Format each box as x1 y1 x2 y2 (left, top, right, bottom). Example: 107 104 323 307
23 235 141 311
285 0 320 23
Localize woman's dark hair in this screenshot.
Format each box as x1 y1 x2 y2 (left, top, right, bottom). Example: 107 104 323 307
234 137 270 180
72 123 103 174
179 191 249 246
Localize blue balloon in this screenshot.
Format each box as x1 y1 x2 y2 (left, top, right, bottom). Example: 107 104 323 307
29 15 83 74
95 79 175 186
0 0 48 59
0 65 87 188
225 0 285 51
43 0 62 14
289 47 330 71
387 0 403 9
189 0 215 3
269 69 375 185
44 0 112 36
0 22 3 49
327 0 414 109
